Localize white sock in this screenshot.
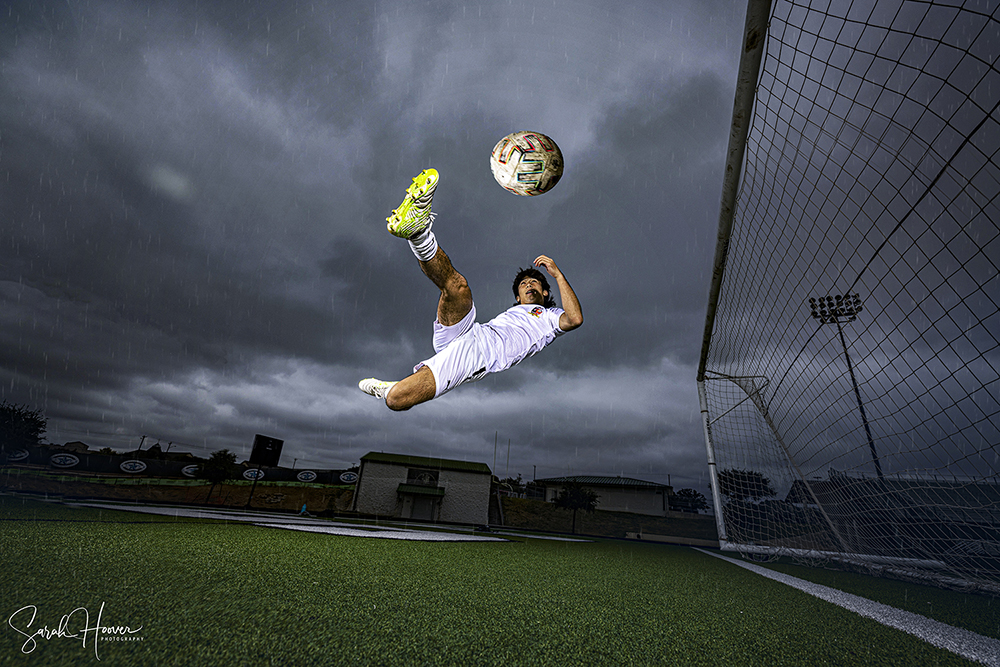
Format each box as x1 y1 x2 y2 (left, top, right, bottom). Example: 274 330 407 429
382 381 398 402
408 226 438 262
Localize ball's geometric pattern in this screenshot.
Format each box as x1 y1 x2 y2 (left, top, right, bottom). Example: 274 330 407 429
490 130 564 196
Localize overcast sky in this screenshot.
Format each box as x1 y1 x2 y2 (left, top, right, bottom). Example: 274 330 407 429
0 0 748 495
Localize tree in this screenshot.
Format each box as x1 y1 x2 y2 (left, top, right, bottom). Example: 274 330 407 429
717 469 776 503
671 488 709 513
552 481 600 534
0 401 46 450
199 449 237 503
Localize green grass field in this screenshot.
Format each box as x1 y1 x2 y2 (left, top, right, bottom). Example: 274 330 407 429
0 495 992 666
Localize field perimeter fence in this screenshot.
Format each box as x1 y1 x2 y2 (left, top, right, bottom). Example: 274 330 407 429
698 0 999 592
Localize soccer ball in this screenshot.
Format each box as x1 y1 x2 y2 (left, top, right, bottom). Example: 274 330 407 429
489 130 563 196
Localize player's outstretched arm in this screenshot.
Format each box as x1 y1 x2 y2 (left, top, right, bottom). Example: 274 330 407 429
534 255 583 332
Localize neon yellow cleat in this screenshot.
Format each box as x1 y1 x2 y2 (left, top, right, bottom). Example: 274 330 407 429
386 168 439 239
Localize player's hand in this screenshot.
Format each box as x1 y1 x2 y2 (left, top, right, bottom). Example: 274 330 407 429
533 255 562 279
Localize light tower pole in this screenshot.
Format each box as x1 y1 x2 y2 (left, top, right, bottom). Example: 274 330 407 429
808 293 884 480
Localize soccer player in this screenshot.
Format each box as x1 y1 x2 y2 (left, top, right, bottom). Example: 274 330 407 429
359 168 583 411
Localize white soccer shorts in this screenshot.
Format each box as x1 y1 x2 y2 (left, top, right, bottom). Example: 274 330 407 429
416 304 491 399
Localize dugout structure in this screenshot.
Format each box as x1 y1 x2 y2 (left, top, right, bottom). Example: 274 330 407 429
698 0 999 592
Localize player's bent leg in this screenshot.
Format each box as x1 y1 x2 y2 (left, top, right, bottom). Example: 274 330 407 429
384 366 436 411
385 169 472 326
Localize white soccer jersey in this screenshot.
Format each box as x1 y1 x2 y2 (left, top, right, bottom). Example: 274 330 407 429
481 304 566 372
418 303 566 398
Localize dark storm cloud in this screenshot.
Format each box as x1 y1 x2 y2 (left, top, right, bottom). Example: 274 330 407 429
0 0 747 491
2 2 384 356
545 70 736 366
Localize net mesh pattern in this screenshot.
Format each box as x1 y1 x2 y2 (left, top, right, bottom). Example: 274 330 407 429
702 0 999 591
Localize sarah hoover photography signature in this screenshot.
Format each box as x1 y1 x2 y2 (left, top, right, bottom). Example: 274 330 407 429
8 602 143 660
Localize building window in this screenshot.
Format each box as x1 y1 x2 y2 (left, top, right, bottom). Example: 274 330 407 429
407 469 439 486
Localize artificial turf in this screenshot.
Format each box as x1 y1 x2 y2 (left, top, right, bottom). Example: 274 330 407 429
0 496 981 666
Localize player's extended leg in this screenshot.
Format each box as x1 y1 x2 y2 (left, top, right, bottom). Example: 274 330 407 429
418 247 473 327
359 168 471 410
384 168 473 325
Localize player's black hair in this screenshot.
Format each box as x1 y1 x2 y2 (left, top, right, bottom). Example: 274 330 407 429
512 267 556 308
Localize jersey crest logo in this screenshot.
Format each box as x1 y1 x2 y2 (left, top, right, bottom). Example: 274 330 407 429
530 306 544 317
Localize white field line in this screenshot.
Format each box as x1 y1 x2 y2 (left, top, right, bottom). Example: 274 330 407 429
696 548 1000 667
256 522 506 541
70 502 509 542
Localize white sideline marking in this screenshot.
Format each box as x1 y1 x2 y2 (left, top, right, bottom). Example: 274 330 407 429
493 531 591 542
70 502 507 542
696 548 1000 666
70 502 591 542
257 523 506 541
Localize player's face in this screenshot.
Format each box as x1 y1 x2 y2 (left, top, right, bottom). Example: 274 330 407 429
517 277 548 305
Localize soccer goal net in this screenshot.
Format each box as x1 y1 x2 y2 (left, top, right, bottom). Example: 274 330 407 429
698 0 999 592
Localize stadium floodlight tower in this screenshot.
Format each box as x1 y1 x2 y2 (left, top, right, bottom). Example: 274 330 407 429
808 293 884 480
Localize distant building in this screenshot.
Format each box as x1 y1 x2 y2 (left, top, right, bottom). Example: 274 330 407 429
536 475 673 517
61 441 91 452
352 452 493 524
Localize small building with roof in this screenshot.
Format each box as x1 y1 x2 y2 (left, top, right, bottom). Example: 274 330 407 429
352 451 493 524
536 475 673 517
